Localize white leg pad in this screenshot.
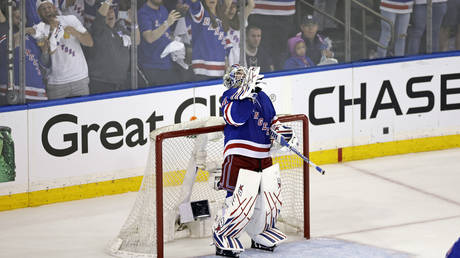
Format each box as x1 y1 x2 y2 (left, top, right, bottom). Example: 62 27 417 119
212 169 261 252
245 163 286 247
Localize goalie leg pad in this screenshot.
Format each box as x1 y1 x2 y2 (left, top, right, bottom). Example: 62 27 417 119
245 163 286 248
213 169 261 252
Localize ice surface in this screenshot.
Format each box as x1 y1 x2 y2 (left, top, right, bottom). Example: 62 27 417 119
0 148 459 258
200 238 410 258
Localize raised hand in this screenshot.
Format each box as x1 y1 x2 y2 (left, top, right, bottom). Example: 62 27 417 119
167 10 181 27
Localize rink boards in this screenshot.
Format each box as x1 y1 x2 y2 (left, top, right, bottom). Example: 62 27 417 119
0 51 459 211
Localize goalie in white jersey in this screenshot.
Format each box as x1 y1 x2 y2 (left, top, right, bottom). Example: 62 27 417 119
212 64 297 257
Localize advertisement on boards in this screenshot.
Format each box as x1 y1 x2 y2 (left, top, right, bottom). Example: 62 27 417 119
1 54 459 194
288 56 460 150
352 57 460 146
0 110 28 195
27 86 227 191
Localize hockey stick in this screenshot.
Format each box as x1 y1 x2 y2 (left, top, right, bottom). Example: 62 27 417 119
270 128 326 175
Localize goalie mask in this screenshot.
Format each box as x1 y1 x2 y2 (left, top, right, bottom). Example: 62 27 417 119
223 64 248 89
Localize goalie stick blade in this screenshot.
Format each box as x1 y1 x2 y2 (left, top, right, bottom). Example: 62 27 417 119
216 246 241 257
251 239 276 252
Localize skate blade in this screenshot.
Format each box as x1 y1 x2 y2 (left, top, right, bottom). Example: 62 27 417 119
251 239 276 252
216 246 240 257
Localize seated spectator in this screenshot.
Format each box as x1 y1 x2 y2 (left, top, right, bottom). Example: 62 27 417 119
0 4 48 104
284 36 314 70
245 24 274 73
408 0 447 54
297 15 334 65
225 0 254 67
440 0 460 51
377 0 413 58
249 0 295 70
185 0 228 81
32 0 93 100
138 0 180 87
86 0 139 94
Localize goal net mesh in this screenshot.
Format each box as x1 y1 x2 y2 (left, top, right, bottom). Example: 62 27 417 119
107 115 308 257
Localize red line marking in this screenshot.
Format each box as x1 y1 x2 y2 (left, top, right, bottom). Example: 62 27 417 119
338 147 343 162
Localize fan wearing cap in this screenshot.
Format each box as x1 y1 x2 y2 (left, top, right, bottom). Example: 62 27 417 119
30 0 93 100
296 14 334 65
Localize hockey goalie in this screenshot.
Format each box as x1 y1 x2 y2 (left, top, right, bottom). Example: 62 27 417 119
213 65 297 257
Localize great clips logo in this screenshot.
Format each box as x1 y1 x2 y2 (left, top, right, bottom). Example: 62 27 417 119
41 95 220 157
41 112 163 157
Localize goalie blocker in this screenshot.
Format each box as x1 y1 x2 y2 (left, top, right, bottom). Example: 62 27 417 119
212 164 286 257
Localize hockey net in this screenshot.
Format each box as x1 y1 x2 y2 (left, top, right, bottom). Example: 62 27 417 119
107 114 310 258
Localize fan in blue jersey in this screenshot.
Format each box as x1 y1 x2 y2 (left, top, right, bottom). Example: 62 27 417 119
212 64 296 257
185 0 228 80
0 3 48 103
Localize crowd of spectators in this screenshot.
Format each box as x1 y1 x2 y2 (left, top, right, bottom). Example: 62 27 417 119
0 0 459 104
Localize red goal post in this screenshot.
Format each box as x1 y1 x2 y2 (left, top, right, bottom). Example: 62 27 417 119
108 114 310 258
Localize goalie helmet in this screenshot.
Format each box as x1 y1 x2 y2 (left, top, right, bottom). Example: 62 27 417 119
223 64 248 89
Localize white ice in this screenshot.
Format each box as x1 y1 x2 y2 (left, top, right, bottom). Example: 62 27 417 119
0 148 459 258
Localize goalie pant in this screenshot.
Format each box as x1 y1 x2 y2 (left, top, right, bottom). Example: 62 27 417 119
220 155 272 192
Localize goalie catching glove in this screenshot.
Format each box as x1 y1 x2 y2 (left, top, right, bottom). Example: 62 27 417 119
271 121 299 151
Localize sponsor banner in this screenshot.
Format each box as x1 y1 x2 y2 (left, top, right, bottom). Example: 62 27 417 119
352 57 460 146
0 54 459 194
287 56 460 150
27 87 228 191
0 110 28 195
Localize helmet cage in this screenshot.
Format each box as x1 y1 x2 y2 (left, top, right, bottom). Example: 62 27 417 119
223 64 247 89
